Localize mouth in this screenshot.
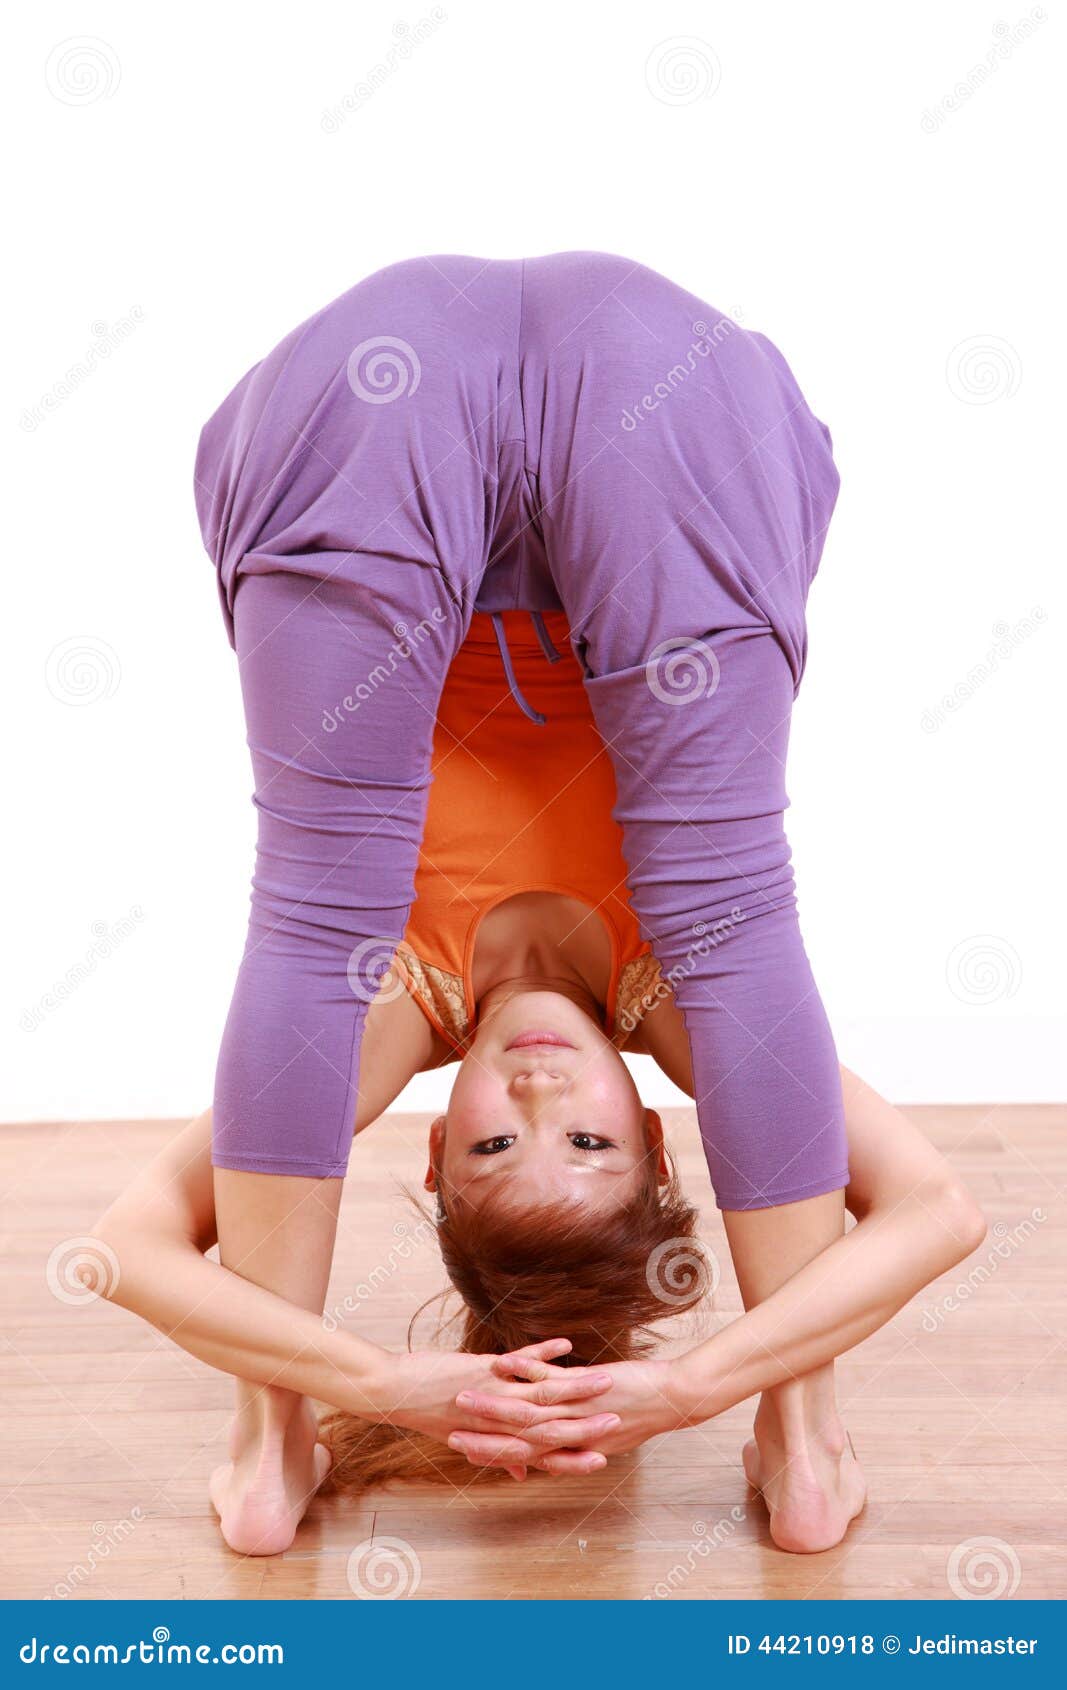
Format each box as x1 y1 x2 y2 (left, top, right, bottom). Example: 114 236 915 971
505 1031 576 1051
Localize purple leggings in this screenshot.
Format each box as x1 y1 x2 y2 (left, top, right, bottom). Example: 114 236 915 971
194 252 847 1209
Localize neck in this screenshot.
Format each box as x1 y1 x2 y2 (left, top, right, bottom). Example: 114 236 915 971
469 892 612 1017
476 973 605 1030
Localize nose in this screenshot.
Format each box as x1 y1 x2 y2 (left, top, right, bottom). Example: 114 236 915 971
508 1066 567 1098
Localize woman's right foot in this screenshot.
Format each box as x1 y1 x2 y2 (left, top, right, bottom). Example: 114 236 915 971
743 1413 867 1554
209 1394 332 1557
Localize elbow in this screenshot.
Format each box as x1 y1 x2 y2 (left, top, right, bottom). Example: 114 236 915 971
76 1209 145 1307
917 1173 987 1268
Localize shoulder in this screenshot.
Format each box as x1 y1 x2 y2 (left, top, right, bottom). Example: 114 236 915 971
612 955 693 1096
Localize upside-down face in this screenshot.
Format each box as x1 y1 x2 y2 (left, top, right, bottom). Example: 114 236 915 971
425 988 667 1214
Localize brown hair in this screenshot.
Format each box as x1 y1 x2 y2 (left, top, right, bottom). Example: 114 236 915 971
319 1154 709 1493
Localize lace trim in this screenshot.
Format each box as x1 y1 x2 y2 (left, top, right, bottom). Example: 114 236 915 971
395 944 471 1048
611 951 666 1047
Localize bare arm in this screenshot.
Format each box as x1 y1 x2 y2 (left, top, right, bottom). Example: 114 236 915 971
86 976 437 1395
635 1003 987 1385
632 1002 985 1395
92 1111 393 1412
671 1068 987 1421
83 975 439 1408
624 984 988 1407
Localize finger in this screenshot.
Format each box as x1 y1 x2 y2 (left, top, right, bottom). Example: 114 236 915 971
458 1394 543 1431
533 1450 608 1477
506 1465 527 1482
490 1340 572 1380
449 1412 620 1462
490 1354 610 1391
512 1339 573 1362
521 1371 614 1406
516 1413 621 1452
491 1352 560 1384
458 1374 612 1423
449 1432 539 1467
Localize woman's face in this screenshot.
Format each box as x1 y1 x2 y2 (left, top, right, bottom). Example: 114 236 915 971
426 989 665 1213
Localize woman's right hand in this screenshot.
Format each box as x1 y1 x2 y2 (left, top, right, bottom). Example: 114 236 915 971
446 1353 697 1474
370 1340 622 1477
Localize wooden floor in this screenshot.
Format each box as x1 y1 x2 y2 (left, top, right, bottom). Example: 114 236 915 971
1 1104 1064 1601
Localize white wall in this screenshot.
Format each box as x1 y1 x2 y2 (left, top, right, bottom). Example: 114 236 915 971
5 0 1063 1122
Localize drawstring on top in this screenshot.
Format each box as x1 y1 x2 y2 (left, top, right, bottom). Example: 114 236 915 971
489 610 563 726
530 610 563 665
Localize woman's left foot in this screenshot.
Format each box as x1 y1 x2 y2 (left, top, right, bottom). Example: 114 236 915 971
743 1417 867 1554
209 1396 332 1557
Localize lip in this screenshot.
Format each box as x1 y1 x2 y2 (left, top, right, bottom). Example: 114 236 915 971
505 1031 576 1051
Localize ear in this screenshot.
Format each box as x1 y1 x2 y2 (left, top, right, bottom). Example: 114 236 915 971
423 1115 447 1191
644 1108 670 1183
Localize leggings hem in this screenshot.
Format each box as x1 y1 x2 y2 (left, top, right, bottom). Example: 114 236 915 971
212 1151 348 1181
715 1166 850 1213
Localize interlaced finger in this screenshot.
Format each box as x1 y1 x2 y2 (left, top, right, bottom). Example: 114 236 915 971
517 1412 620 1451
449 1431 538 1466
451 1431 609 1474
459 1373 612 1424
532 1450 610 1476
490 1341 573 1380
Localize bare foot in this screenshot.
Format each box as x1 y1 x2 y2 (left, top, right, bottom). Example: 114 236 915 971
743 1414 867 1554
210 1396 332 1556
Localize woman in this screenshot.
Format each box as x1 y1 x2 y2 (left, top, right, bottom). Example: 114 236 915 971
91 252 984 1557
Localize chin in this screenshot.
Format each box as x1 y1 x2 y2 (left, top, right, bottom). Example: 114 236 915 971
473 985 607 1057
520 986 605 1027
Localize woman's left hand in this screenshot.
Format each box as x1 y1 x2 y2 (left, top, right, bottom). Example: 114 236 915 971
373 1339 625 1477
446 1354 697 1475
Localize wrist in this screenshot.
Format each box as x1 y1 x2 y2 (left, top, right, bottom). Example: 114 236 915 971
671 1347 719 1427
337 1335 397 1423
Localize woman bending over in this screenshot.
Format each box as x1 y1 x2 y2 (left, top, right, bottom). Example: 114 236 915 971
88 252 984 1555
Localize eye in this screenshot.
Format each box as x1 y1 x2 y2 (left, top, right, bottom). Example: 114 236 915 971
471 1135 516 1156
570 1133 615 1153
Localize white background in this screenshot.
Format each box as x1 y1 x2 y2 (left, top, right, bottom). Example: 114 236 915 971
5 0 1063 1124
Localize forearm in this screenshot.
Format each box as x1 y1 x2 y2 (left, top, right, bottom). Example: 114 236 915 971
95 1221 389 1419
678 1177 985 1422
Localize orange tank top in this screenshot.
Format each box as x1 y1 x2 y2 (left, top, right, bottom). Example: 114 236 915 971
394 610 662 1052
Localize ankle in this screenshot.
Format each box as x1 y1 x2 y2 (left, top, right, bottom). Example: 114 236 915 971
232 1385 307 1453
755 1385 846 1459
